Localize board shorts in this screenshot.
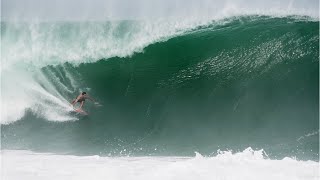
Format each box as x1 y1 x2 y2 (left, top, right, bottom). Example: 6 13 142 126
77 99 85 103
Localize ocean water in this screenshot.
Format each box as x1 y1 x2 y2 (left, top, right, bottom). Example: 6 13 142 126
1 8 319 180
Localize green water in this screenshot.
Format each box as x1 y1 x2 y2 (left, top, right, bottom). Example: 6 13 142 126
1 16 319 160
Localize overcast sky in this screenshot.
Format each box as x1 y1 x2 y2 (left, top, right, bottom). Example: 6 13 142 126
1 0 319 21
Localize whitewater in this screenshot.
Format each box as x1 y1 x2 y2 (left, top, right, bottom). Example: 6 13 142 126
1 148 319 180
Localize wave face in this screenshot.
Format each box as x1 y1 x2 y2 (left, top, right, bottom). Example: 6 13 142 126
1 16 319 160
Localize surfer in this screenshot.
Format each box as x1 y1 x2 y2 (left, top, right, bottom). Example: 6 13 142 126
71 92 96 111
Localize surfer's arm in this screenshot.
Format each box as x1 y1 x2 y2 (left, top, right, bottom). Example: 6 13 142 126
85 95 95 102
71 99 78 105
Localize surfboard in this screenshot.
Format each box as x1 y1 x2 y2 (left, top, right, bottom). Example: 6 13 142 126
70 102 88 115
74 108 88 115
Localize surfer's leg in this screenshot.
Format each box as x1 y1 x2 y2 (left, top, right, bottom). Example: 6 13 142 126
79 101 85 109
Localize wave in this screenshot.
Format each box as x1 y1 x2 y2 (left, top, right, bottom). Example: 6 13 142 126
1 15 317 123
1 15 319 159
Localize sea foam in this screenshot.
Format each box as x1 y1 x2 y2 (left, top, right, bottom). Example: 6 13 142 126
1 148 319 180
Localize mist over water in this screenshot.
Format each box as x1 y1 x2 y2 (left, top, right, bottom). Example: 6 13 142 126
2 0 319 21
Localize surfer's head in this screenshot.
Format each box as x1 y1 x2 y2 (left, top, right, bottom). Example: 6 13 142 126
82 92 87 95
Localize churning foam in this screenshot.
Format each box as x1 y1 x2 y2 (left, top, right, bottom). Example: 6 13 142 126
1 66 77 124
1 147 319 180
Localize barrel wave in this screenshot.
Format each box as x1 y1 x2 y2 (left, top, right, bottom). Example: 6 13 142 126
1 16 319 160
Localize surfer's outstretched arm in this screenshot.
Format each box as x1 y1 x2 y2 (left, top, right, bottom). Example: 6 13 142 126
85 95 96 102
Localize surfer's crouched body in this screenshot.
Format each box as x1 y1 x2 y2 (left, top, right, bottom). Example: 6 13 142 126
71 92 95 110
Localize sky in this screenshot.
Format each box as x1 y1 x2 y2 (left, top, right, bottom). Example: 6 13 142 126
1 0 319 21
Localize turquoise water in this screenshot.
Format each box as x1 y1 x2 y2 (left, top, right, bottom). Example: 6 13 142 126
1 16 319 160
